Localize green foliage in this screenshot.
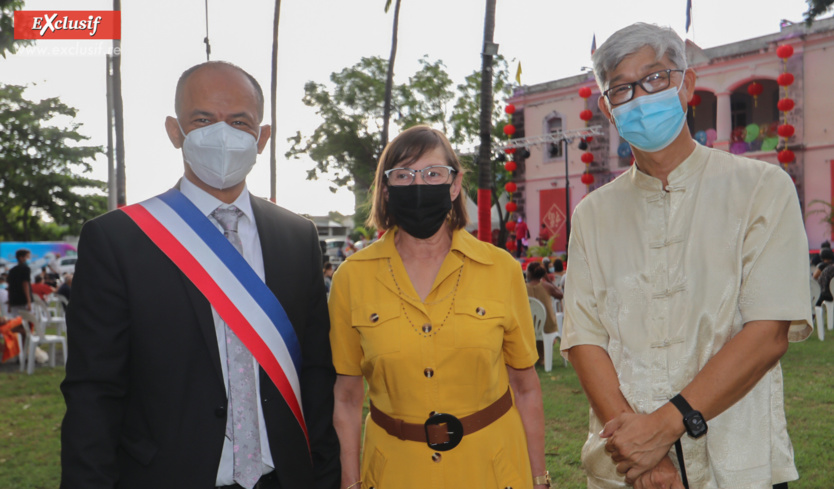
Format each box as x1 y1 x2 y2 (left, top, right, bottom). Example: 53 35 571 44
0 84 106 240
806 199 834 230
527 237 557 258
3 336 831 488
352 225 374 241
287 55 513 231
804 0 834 24
0 0 33 59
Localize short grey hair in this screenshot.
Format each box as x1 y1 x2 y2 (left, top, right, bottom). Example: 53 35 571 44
592 23 687 93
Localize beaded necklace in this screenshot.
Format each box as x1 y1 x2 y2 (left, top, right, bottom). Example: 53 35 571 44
387 257 464 338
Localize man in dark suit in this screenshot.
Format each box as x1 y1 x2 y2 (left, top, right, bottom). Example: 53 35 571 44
60 61 340 489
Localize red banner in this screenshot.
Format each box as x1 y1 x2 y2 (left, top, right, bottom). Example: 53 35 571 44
540 188 569 253
14 11 121 40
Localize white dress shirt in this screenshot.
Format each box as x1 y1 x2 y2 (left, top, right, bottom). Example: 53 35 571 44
179 178 275 485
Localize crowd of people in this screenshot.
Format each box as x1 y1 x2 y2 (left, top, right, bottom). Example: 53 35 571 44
0 247 74 365
2 20 814 489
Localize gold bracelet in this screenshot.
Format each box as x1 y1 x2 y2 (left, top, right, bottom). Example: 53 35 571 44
345 481 362 489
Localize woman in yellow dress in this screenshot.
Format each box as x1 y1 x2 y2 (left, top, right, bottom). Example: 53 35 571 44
330 125 548 489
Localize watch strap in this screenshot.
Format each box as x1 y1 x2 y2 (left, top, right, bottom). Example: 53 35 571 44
670 394 694 416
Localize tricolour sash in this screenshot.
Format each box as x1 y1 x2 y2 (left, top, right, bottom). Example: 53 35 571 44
121 189 308 447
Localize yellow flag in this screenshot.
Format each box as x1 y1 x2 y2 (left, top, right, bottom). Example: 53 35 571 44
515 61 522 84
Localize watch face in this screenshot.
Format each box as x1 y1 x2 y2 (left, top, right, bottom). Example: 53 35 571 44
685 412 708 438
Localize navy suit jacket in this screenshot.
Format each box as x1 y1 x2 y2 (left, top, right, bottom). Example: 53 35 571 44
60 191 340 489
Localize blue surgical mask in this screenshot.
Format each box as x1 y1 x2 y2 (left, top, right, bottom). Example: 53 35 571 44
0 283 6 289
611 78 686 152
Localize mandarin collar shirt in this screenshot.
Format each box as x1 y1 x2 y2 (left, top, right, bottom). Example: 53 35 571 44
561 143 812 488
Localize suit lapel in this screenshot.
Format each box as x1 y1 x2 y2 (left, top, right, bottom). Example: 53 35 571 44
250 195 291 330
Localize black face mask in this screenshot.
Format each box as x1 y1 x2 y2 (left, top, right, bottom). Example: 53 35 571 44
387 184 452 239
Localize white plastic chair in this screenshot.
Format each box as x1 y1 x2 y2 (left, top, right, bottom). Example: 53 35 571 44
18 308 67 374
827 277 834 332
818 304 827 341
529 297 546 342
810 276 821 308
34 295 67 336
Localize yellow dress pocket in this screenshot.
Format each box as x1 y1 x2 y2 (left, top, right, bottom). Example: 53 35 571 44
362 447 388 489
453 298 506 350
352 302 402 360
492 447 528 489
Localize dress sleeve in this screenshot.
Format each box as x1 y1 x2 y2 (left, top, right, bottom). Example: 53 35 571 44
328 263 364 375
738 168 812 342
502 257 539 369
560 212 610 357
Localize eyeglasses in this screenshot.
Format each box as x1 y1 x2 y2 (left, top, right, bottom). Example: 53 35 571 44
603 69 684 106
384 165 457 186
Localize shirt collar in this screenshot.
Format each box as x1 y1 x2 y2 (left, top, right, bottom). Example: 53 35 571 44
628 142 707 192
179 177 254 222
349 226 494 265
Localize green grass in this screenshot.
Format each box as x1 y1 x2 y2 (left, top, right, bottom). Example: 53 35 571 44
0 337 831 488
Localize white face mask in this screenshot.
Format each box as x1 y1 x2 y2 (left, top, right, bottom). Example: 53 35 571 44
179 121 260 190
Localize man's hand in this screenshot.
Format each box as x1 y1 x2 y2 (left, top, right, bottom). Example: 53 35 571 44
600 406 682 484
633 456 684 489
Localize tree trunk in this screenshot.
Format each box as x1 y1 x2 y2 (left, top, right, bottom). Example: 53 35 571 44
476 0 496 242
381 0 401 153
270 0 282 203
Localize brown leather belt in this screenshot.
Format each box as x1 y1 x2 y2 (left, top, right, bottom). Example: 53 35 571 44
369 388 512 451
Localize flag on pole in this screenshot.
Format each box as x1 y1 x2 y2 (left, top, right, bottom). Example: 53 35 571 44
685 0 693 32
591 34 597 55
515 61 522 84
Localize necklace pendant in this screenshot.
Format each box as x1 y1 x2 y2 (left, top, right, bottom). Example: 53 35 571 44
422 323 432 333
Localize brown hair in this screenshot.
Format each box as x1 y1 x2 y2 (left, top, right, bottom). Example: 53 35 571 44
367 125 468 231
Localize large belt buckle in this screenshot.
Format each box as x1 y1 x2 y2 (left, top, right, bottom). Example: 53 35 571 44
424 412 463 451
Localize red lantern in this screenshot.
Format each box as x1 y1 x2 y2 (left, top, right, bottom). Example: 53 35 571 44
505 220 516 232
688 93 702 107
581 152 594 164
747 82 763 107
505 104 516 114
506 202 518 213
506 239 516 251
504 182 517 193
578 87 592 98
777 73 795 87
580 172 595 185
504 147 517 154
777 98 795 112
776 44 794 59
777 124 795 138
583 136 593 143
504 160 517 172
503 123 516 136
777 149 795 164
579 109 593 121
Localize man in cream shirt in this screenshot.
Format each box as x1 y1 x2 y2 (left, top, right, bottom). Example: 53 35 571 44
561 23 812 489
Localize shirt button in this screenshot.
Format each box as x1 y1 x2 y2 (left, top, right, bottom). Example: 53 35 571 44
432 452 442 463
422 323 432 333
424 368 434 378
369 313 379 323
476 307 486 316
214 405 226 418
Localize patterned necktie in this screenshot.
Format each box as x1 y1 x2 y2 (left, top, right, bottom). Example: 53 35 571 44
211 206 262 489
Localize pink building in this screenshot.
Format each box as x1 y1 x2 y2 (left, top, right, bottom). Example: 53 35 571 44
508 17 834 252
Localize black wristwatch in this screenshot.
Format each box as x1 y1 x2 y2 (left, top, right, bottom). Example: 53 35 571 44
670 394 708 438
